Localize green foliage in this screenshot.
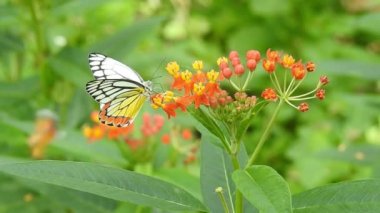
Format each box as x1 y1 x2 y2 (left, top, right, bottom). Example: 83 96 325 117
233 166 292 213
0 160 206 211
0 0 379 212
293 180 380 213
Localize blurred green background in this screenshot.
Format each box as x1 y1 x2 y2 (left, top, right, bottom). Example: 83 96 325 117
0 0 379 212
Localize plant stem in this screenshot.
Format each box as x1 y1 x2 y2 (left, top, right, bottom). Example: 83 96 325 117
245 99 284 168
216 187 231 213
231 154 242 213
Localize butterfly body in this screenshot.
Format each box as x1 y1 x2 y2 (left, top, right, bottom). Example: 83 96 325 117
86 53 152 127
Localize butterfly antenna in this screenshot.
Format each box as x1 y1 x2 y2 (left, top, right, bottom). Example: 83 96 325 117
152 57 168 79
153 83 165 93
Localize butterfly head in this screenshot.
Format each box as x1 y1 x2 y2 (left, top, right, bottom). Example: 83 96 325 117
143 80 153 96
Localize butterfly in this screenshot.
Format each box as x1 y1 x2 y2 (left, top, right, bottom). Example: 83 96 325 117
86 53 153 127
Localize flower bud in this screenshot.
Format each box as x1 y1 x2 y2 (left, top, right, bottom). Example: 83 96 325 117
222 67 232 79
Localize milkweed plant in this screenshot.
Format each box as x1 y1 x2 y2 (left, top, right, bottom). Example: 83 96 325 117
147 49 329 212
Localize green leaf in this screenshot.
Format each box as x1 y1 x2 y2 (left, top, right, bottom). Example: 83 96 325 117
293 179 380 213
318 144 380 166
188 107 229 150
0 160 206 211
51 131 127 166
317 60 380 80
52 0 108 16
0 77 39 99
65 89 93 129
355 13 380 35
200 134 235 213
48 51 91 88
90 17 164 58
17 179 117 213
154 168 202 201
200 133 256 213
232 165 292 213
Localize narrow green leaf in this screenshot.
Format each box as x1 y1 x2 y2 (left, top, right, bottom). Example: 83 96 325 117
200 133 256 213
18 179 117 213
293 179 380 213
355 13 380 35
51 131 126 166
65 89 93 129
154 168 202 201
188 107 229 149
90 17 164 58
200 134 235 213
0 160 206 211
232 165 292 213
48 56 91 88
317 60 380 80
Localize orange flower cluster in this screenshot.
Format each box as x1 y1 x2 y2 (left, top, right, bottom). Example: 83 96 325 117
28 109 57 159
141 113 165 137
259 49 329 112
83 111 133 141
151 49 328 117
151 60 223 118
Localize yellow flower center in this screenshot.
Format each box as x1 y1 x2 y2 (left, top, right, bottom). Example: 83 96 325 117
192 60 203 71
217 57 228 66
206 69 219 83
181 70 193 83
282 54 295 68
193 82 205 95
164 91 174 103
166 62 180 77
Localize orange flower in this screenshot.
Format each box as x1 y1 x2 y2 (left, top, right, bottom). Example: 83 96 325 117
162 103 177 118
266 48 280 62
306 61 316 72
193 82 209 108
206 70 221 95
181 70 194 95
193 70 206 83
161 133 171 144
141 113 164 137
126 139 143 150
182 129 192 140
315 89 325 100
28 110 57 159
320 75 329 85
175 96 193 111
298 102 309 112
171 75 185 90
291 61 306 80
261 88 277 101
262 59 276 73
282 54 295 68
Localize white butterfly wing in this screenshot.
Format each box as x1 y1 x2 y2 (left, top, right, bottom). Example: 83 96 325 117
88 53 144 83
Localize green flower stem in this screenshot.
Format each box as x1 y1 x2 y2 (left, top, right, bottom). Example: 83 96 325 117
290 82 321 98
270 74 283 96
283 70 287 92
245 99 284 168
284 99 298 109
215 187 231 213
288 77 305 95
242 71 253 91
229 79 240 91
288 96 316 101
273 72 282 92
231 154 242 213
